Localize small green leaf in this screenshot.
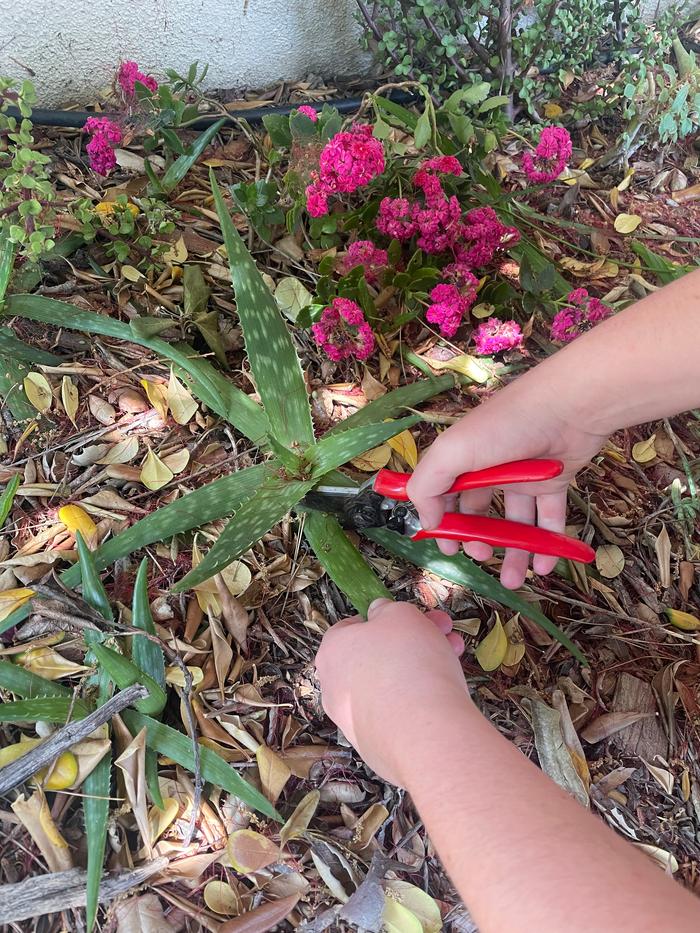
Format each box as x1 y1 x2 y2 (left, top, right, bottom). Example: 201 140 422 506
156 119 226 195
478 95 510 112
76 531 113 621
84 752 111 931
303 512 391 615
122 710 281 820
0 475 21 530
414 109 431 149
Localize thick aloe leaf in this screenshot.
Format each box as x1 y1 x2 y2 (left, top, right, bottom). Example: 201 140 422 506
157 119 226 194
3 295 245 431
84 751 111 931
131 559 166 690
0 353 37 422
122 710 280 820
174 474 314 591
61 463 272 591
329 375 454 434
0 474 20 529
76 531 113 621
0 326 62 365
303 512 391 615
210 170 314 449
0 659 71 698
0 697 91 721
310 415 421 478
172 343 268 445
366 528 587 665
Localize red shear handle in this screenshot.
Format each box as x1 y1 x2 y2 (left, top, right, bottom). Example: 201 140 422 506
413 513 594 563
374 458 564 502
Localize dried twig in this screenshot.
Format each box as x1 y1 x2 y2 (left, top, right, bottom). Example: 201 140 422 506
0 684 147 797
0 858 168 923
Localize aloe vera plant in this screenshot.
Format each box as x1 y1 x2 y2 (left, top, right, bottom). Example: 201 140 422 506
3 171 582 653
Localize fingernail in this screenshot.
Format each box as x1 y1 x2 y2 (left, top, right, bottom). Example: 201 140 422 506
367 598 392 615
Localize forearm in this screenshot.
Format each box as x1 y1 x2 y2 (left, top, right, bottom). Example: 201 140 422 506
529 268 700 434
400 698 699 933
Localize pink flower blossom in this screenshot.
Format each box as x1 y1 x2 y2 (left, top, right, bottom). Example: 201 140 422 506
413 155 462 193
297 105 319 122
415 194 462 254
550 288 613 342
312 297 375 362
376 197 418 241
456 206 520 269
425 282 476 339
86 134 118 176
84 117 123 175
443 262 479 290
472 318 523 355
304 124 385 216
117 60 158 97
341 240 388 285
305 179 330 217
84 116 122 144
522 126 572 184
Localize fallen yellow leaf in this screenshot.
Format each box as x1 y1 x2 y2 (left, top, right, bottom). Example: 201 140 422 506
139 448 174 490
664 608 700 632
595 544 625 579
351 444 392 472
426 354 489 383
387 428 418 469
0 588 34 623
226 828 279 874
121 264 143 282
614 213 642 234
61 376 79 427
23 372 53 414
58 504 97 541
544 102 563 118
475 617 508 671
167 370 198 424
203 880 241 916
140 379 169 421
632 434 657 464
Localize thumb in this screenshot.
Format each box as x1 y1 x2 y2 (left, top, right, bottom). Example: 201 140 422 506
406 436 474 530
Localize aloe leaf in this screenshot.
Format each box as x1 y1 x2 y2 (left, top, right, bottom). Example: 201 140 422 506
84 751 111 931
311 415 420 478
366 528 587 665
3 295 246 432
173 474 314 591
172 343 268 445
0 234 13 304
0 659 71 698
61 463 272 591
131 559 166 690
76 531 113 622
122 709 281 820
0 354 38 423
157 119 226 195
0 697 91 721
0 474 20 529
303 512 391 615
0 327 62 365
328 375 454 434
210 170 314 449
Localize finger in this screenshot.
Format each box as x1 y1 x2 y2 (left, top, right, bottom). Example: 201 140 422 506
366 598 393 619
406 445 461 530
447 631 465 655
533 491 568 576
425 609 453 634
459 487 494 561
500 491 536 590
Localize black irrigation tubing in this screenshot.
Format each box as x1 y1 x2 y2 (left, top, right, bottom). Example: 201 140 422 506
5 89 418 130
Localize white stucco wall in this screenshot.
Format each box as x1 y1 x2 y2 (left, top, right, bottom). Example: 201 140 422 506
0 0 368 106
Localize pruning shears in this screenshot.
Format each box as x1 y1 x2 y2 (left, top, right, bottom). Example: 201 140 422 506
302 458 595 564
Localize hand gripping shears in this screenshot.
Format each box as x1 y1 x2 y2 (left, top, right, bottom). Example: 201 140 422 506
302 458 595 563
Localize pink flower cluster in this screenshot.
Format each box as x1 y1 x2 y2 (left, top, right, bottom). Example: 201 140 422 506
426 281 478 339
312 297 375 361
297 105 319 123
117 61 158 98
84 116 123 176
456 206 520 269
341 240 388 286
472 318 523 356
550 288 613 342
305 125 385 217
522 126 572 184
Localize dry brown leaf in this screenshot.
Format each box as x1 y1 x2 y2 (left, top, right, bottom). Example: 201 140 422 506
256 745 291 805
632 434 657 463
655 525 671 589
351 444 392 472
11 788 73 872
115 727 152 857
581 711 654 743
149 797 180 843
88 395 116 425
633 843 678 873
161 448 190 475
226 828 280 874
595 544 625 579
23 372 53 414
209 613 233 695
219 894 300 933
361 366 387 401
115 893 178 933
641 757 674 795
97 437 140 465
